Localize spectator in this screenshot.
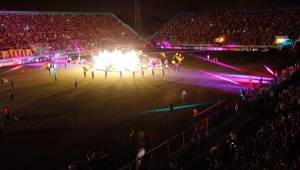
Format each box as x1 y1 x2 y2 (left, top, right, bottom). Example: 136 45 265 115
3 105 10 120
9 90 14 101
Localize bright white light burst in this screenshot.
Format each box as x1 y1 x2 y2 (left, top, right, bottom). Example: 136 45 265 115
93 50 141 71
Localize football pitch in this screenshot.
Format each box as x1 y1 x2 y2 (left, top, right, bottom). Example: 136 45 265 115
0 51 293 170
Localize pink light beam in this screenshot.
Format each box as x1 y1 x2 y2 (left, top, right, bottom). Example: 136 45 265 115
205 71 240 85
264 65 274 75
194 55 243 71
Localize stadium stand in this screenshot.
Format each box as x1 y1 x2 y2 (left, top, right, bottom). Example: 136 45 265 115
153 9 300 45
198 63 300 170
0 11 142 52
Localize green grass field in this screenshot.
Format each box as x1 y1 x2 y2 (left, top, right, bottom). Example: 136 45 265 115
0 51 295 170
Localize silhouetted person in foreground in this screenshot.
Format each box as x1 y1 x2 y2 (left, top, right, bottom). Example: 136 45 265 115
74 79 78 88
3 106 10 120
91 70 95 79
83 70 87 79
54 74 57 82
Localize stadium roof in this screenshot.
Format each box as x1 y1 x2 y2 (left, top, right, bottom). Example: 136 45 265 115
0 10 116 16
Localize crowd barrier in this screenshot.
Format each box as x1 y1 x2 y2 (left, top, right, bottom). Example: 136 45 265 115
156 43 280 51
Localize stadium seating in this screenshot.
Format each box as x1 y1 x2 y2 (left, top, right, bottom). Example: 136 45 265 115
0 11 142 51
153 9 300 45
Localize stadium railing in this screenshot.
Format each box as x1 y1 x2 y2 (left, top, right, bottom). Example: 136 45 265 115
155 43 280 51
119 99 241 170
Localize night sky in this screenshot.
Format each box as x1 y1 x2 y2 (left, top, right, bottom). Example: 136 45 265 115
0 0 299 34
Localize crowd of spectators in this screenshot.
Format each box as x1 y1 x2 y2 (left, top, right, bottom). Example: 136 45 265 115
154 9 300 45
0 12 142 52
202 63 300 170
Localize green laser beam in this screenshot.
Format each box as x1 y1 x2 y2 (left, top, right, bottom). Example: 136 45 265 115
140 102 212 114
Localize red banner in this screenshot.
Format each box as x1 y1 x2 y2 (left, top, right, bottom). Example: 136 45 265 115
0 49 35 59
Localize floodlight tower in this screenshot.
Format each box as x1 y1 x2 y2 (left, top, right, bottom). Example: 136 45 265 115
134 0 142 33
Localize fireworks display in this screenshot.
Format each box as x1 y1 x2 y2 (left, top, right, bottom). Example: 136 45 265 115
93 50 142 71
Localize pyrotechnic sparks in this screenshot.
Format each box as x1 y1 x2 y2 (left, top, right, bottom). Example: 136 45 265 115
93 50 141 71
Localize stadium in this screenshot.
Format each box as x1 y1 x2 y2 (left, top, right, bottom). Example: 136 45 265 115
0 1 300 170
